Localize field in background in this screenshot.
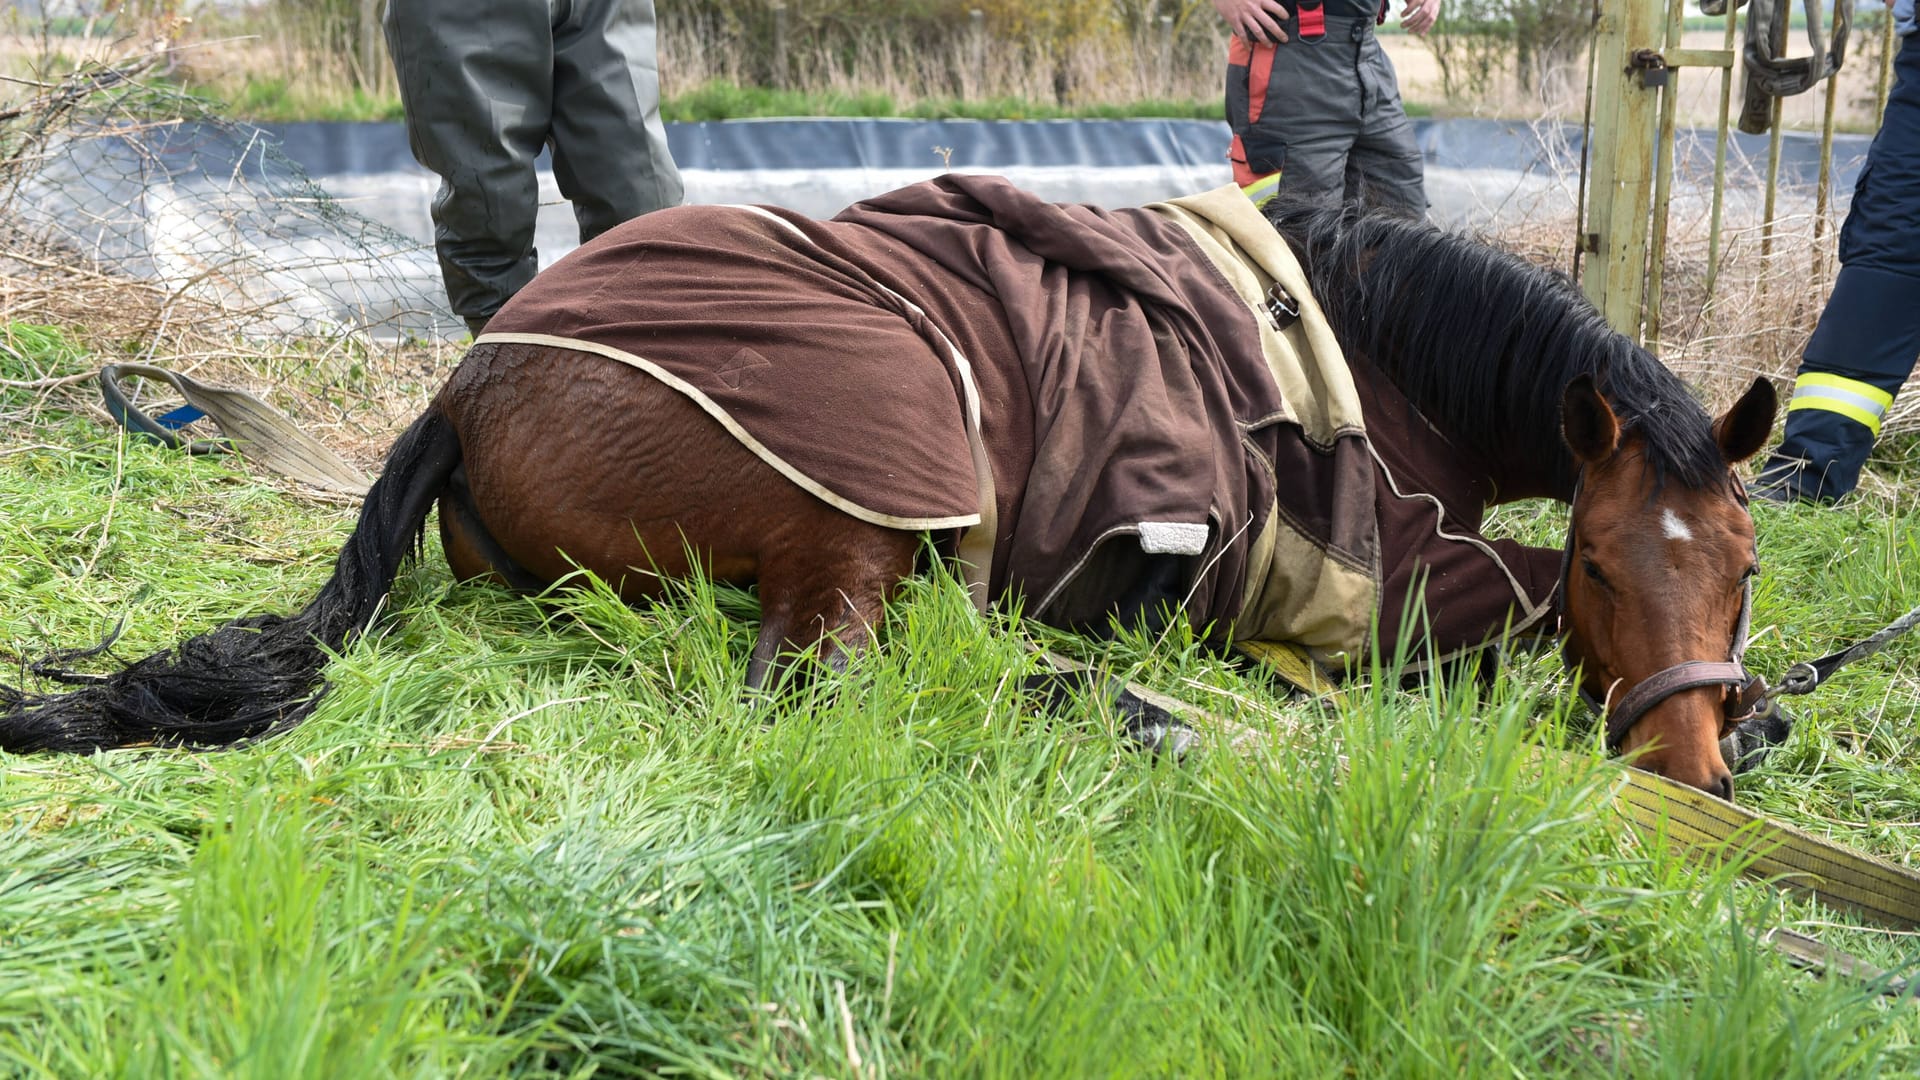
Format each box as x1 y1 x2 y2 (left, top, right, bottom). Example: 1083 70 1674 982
1385 29 1894 133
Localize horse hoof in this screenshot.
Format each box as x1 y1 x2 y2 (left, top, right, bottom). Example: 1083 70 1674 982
1721 696 1795 775
1123 716 1202 759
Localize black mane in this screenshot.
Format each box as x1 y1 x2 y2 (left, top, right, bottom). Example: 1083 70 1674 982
1265 199 1725 497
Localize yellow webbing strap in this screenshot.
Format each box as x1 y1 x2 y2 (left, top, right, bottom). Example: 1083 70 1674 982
1233 639 1342 703
1108 643 1920 994
1603 759 1920 930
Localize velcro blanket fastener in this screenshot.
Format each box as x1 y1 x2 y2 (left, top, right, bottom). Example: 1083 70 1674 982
1148 186 1381 658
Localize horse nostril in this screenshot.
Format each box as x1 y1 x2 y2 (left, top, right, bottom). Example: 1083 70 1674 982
1712 772 1734 802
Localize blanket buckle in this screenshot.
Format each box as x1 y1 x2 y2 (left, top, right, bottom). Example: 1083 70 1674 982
1266 284 1300 331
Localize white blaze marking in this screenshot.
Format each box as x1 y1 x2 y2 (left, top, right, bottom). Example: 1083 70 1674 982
1662 508 1694 542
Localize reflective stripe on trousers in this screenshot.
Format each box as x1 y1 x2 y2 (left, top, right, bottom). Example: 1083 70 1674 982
1787 372 1895 437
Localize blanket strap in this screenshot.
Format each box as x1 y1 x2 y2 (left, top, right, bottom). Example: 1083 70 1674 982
1233 639 1341 701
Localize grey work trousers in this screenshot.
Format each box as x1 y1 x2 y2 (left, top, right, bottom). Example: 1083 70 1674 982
385 0 684 326
1231 16 1427 213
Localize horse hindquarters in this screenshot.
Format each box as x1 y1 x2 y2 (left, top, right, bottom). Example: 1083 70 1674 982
435 342 921 690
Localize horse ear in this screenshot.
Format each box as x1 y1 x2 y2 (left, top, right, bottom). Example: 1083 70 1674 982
1561 374 1620 464
1712 376 1778 465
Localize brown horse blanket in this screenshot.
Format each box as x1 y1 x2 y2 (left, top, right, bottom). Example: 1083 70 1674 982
481 175 1556 665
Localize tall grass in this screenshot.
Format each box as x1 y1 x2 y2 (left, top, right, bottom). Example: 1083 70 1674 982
2 320 1918 1073
2 0 1888 133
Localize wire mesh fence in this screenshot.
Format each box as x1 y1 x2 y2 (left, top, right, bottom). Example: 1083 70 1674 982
0 55 460 462
0 55 453 344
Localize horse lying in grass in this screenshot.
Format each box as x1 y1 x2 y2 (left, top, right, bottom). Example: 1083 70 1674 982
0 177 1779 798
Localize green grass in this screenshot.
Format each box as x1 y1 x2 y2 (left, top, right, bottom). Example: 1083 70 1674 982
208 78 1237 125
660 80 1228 124
219 76 407 125
2 324 1920 1074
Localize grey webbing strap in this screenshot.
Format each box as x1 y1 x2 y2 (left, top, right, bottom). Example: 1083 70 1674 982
1777 602 1920 696
98 363 371 495
1701 0 1856 134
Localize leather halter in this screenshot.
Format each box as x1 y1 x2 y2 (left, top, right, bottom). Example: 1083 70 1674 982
1554 473 1765 750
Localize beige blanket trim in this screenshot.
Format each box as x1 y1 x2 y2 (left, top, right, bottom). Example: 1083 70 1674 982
1151 186 1377 656
732 206 999 611
1149 185 1367 447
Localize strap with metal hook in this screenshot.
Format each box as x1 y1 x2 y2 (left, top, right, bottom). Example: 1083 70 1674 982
1774 601 1920 697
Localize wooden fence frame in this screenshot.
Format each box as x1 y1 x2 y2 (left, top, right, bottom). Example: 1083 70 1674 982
1579 0 1895 350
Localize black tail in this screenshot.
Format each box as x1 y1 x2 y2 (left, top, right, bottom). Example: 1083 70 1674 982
0 408 463 753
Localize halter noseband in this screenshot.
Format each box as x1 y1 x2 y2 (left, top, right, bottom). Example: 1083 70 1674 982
1554 472 1766 751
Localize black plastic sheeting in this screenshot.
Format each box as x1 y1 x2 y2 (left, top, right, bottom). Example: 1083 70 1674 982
13 115 1865 341
262 117 1232 177
1416 117 1871 190
258 116 1871 192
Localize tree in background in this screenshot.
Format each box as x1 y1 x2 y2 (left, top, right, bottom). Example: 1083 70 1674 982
92 0 187 72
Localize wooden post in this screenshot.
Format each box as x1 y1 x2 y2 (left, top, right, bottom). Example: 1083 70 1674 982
1813 44 1842 294
1580 0 1663 340
1157 15 1173 97
773 3 789 88
970 9 986 94
1643 0 1699 354
359 0 381 95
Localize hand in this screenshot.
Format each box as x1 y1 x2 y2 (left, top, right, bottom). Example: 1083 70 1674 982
1211 0 1291 45
1400 0 1440 36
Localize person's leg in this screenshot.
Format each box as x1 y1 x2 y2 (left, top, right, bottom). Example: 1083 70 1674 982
1226 37 1284 203
1757 267 1920 501
1758 33 1920 502
1344 30 1427 215
549 0 684 244
385 0 553 332
1228 22 1366 208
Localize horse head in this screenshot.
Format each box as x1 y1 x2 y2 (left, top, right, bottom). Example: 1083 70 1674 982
1557 374 1778 797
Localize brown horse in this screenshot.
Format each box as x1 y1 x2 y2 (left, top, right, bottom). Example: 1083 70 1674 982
0 177 1776 797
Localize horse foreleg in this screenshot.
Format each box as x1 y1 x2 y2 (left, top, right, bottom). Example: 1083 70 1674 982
744 526 920 694
1021 661 1201 759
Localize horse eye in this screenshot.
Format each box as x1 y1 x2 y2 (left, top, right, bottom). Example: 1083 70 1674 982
1582 557 1608 587
1743 565 1759 582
